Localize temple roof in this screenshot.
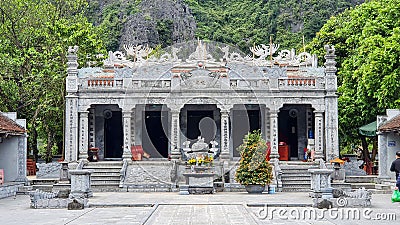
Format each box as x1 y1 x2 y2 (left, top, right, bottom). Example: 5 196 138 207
378 114 400 133
0 112 25 135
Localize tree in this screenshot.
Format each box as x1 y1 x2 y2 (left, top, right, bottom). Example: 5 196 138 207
308 0 400 156
235 130 273 186
0 0 105 162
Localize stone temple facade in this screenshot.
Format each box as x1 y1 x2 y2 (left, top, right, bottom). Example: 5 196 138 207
64 40 339 182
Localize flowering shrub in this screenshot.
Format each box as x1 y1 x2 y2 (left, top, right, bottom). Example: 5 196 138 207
187 154 213 166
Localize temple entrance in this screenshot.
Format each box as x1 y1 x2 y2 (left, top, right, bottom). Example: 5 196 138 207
232 105 261 157
104 110 123 159
180 104 220 147
278 104 313 160
142 105 169 158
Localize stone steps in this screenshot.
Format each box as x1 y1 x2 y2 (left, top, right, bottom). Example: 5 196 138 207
28 178 59 192
83 161 123 192
31 184 54 192
279 161 319 192
350 183 377 189
16 185 33 195
345 175 377 183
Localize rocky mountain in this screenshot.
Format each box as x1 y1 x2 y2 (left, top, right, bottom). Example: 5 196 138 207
87 0 364 51
88 0 196 51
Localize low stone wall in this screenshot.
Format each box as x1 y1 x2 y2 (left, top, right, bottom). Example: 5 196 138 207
32 198 70 209
0 183 23 199
36 162 61 178
125 162 173 186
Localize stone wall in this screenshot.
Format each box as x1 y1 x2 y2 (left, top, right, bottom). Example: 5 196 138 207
125 162 173 185
36 162 61 178
0 183 23 199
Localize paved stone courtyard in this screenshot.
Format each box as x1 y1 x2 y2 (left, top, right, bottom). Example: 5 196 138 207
0 192 399 225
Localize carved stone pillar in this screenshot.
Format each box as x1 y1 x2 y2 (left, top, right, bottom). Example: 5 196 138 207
314 111 324 160
65 46 79 163
264 107 270 142
65 96 79 162
170 110 181 160
269 110 279 160
220 109 230 160
122 110 132 161
130 109 136 145
78 111 89 161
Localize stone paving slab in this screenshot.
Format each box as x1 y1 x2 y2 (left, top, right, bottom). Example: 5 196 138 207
145 204 257 225
0 193 399 225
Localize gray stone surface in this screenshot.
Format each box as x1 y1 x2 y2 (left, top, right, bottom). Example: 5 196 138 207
0 192 399 224
69 169 92 198
0 183 23 199
125 162 173 185
36 162 61 178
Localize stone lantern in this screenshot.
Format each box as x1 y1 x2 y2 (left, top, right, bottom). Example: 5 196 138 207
330 158 345 181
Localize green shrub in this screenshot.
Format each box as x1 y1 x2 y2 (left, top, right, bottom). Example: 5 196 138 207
235 130 273 185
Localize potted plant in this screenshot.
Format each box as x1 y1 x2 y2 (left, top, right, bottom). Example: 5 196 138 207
235 130 273 194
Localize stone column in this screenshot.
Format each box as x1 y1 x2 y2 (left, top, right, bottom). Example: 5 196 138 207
65 96 79 162
65 46 79 163
324 44 339 161
170 110 181 160
264 107 270 142
78 111 89 161
325 97 339 160
130 109 136 145
377 132 390 179
16 134 28 183
122 110 133 161
314 111 324 160
220 109 230 160
269 110 280 160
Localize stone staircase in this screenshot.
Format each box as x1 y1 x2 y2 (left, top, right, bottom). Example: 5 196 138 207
345 175 393 194
83 161 123 192
279 161 320 192
29 178 59 192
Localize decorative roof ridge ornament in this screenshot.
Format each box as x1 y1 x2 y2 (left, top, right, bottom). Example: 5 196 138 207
187 39 215 62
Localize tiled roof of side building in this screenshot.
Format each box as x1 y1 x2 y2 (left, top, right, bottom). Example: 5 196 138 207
378 114 400 133
0 112 26 135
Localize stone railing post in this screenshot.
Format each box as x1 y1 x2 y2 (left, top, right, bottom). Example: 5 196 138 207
308 168 333 197
69 170 92 199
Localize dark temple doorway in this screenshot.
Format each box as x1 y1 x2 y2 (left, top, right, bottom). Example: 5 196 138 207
187 110 215 143
278 109 299 159
232 105 261 157
104 111 123 158
143 109 169 158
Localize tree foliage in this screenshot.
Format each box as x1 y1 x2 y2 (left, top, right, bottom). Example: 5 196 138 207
0 0 105 162
308 0 400 151
184 0 363 53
